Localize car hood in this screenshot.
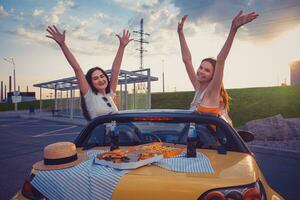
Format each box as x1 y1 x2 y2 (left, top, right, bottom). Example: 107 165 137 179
110 149 261 200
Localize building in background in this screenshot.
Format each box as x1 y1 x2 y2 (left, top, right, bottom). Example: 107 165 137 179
6 92 36 103
290 61 300 85
0 81 3 102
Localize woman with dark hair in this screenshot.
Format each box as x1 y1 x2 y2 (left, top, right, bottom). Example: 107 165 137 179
46 26 132 120
178 11 258 126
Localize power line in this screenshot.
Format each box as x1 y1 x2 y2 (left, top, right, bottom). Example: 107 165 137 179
250 14 300 26
185 13 300 36
184 2 300 25
256 2 300 14
247 25 300 37
180 1 300 15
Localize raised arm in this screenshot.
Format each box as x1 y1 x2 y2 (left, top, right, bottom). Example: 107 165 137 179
110 30 133 93
207 11 258 99
46 25 89 95
177 15 199 90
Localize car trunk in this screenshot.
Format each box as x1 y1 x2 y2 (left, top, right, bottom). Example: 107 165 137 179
110 149 260 200
28 148 259 200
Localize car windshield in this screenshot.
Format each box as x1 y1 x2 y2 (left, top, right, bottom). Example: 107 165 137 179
82 120 227 150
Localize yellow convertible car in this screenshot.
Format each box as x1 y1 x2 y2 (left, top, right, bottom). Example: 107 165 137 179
12 110 284 200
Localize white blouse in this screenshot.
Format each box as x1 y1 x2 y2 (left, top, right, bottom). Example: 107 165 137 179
84 88 118 119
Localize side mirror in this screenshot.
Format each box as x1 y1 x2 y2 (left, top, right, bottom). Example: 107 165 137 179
237 130 255 142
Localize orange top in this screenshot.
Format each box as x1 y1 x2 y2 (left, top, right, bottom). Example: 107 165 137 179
197 105 222 131
197 104 221 116
197 104 233 127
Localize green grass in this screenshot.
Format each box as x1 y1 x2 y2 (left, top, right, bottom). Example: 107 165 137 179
0 99 54 111
228 86 300 127
152 86 300 127
1 86 299 127
121 93 147 110
152 91 195 109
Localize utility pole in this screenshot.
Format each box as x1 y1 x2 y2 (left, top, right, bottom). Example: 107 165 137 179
3 57 18 111
9 76 11 92
4 85 6 102
133 18 150 70
162 59 165 93
0 81 3 102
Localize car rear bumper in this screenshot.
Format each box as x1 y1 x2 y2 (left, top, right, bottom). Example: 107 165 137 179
11 186 285 200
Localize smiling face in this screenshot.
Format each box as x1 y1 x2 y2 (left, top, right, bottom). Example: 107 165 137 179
91 69 108 93
196 60 215 83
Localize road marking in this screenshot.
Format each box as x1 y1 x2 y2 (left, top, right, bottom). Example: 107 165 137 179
0 119 24 122
33 132 80 137
32 126 78 137
13 125 73 127
0 120 40 126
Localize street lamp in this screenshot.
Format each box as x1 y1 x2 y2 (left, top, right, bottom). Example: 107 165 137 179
3 57 18 111
162 59 165 93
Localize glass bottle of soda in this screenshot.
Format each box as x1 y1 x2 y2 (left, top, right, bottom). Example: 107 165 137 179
110 121 119 151
187 122 197 158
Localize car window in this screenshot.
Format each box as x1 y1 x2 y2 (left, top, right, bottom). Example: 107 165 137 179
82 121 230 150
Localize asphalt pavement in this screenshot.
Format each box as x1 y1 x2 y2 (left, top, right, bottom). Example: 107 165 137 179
0 116 83 200
0 115 299 200
254 151 300 199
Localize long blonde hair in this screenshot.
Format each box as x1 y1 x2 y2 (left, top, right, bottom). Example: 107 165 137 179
201 58 230 112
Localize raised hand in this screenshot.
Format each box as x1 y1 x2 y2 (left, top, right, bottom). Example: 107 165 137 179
116 30 133 48
177 15 188 33
231 11 258 31
46 25 66 45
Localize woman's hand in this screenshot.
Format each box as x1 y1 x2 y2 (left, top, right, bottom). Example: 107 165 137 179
116 30 133 48
46 25 66 45
46 25 88 96
177 15 188 33
231 11 258 31
110 29 133 93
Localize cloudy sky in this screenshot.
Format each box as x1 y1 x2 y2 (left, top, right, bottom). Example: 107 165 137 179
0 0 300 98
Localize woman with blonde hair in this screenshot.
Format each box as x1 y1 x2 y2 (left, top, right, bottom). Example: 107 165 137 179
178 11 258 126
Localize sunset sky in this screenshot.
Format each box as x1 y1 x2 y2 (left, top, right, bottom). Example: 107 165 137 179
0 0 299 99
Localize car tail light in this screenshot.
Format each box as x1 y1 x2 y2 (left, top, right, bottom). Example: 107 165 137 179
243 188 261 200
133 116 174 121
199 181 266 200
203 191 225 200
21 177 47 200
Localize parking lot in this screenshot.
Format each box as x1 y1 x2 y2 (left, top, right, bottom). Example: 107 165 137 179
1 116 300 199
0 116 83 200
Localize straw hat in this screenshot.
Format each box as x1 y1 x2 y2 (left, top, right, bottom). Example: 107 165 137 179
33 142 88 171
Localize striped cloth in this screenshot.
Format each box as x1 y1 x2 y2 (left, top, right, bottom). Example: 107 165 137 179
87 151 129 200
31 150 213 200
31 150 129 200
31 159 93 200
154 152 214 174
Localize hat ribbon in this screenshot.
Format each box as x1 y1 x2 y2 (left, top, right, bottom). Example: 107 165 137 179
44 154 78 165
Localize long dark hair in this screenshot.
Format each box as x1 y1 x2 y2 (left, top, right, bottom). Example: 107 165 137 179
80 67 111 121
201 58 230 111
